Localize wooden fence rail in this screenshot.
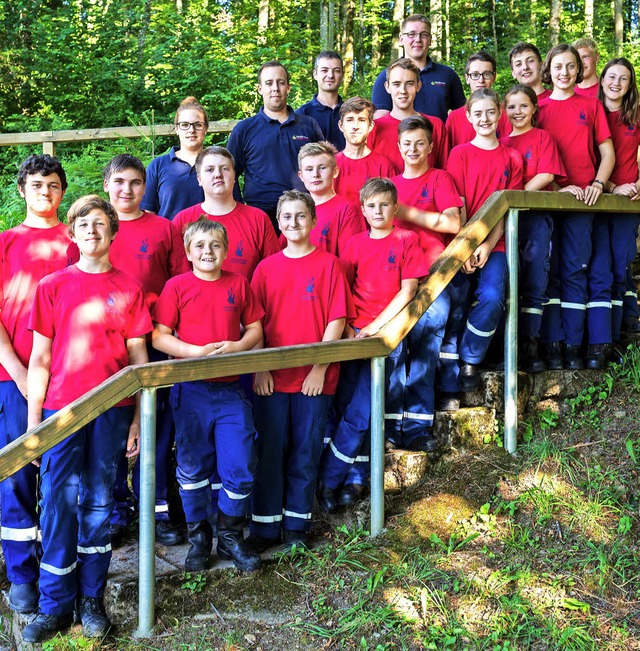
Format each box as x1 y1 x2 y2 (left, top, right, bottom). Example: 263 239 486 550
0 121 238 156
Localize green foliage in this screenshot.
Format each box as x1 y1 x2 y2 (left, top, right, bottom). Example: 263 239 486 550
181 572 207 594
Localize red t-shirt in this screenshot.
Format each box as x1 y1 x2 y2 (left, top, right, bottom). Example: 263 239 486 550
278 194 366 256
29 266 152 409
172 202 280 281
392 168 464 268
446 143 524 253
341 228 428 329
369 113 447 171
153 271 264 382
606 110 640 185
334 151 399 206
251 248 353 394
445 106 512 156
575 84 599 98
0 222 79 383
538 89 552 101
499 127 566 188
538 94 611 187
109 212 190 311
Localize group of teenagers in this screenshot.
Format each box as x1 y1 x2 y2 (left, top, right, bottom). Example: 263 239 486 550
1 11 640 644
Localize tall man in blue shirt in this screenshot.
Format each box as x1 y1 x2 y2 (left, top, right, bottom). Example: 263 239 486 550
296 51 345 151
227 61 324 226
371 14 465 123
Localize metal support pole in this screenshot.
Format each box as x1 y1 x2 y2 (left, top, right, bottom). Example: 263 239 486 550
136 387 157 637
370 356 386 536
504 209 519 454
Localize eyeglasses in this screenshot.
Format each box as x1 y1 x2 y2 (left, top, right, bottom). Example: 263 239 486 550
176 121 207 131
467 71 496 81
402 31 431 40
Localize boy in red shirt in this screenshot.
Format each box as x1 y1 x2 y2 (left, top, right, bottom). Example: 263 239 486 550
153 218 264 573
24 196 151 643
391 116 464 439
509 42 551 99
369 58 446 170
249 190 352 551
318 177 427 511
335 97 398 206
295 141 364 256
173 146 279 282
574 38 600 97
104 154 190 546
0 155 78 616
445 51 511 154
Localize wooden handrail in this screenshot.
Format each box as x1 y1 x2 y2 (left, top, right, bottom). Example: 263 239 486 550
0 189 636 481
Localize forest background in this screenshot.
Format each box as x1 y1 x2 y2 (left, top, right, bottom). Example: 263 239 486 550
0 0 638 217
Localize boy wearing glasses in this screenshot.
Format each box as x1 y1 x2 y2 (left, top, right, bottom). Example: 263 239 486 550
370 14 465 123
445 51 511 153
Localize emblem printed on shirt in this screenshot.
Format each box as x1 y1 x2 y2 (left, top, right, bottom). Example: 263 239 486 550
578 110 588 124
292 135 311 141
525 147 533 160
230 239 247 266
303 276 318 301
224 286 238 312
421 185 429 198
106 293 116 307
135 238 152 260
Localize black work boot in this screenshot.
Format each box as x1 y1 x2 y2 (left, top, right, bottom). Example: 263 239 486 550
543 341 564 370
519 337 546 373
458 362 481 392
185 520 213 572
78 595 111 638
585 343 608 369
23 612 73 643
9 581 38 613
564 344 584 370
216 510 261 572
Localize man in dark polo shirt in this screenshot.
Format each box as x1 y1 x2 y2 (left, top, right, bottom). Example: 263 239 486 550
227 61 324 225
371 14 465 123
296 51 346 151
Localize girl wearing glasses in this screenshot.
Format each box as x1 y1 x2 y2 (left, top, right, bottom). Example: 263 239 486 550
140 96 209 221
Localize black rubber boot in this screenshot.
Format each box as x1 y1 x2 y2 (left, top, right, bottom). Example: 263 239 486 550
564 344 584 370
9 581 38 614
216 510 261 572
585 343 608 370
185 520 213 572
23 612 73 643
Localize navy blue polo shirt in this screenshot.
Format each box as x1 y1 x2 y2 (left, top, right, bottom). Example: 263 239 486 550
226 107 324 214
296 95 345 150
371 58 466 123
140 147 204 221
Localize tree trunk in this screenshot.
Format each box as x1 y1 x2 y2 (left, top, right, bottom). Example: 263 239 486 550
258 0 269 46
584 0 594 37
431 0 443 60
342 0 354 91
391 0 404 59
445 0 451 62
614 0 623 55
549 0 561 46
371 6 380 71
357 0 364 83
320 0 328 50
492 0 498 52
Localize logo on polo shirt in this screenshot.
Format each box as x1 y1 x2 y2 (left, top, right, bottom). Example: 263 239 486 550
236 240 244 257
430 81 446 87
388 250 397 264
140 238 149 253
292 135 311 141
227 288 235 305
421 185 430 198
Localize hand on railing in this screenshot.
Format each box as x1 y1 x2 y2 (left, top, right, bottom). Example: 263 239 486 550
612 183 640 201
